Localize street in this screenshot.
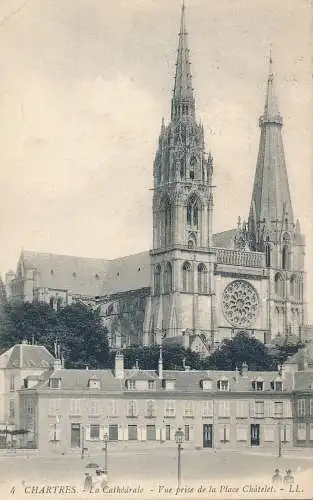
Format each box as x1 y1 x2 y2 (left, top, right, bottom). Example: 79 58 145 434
0 447 312 499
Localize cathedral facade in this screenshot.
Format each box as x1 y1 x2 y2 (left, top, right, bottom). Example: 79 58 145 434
5 5 309 353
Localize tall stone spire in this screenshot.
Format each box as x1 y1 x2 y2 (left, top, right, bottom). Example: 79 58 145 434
248 56 294 249
171 1 195 121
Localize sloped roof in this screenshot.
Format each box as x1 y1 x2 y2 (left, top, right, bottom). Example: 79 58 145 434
20 251 109 297
39 369 123 392
101 252 150 295
15 229 240 299
294 371 313 391
32 367 294 394
0 344 54 369
212 229 236 249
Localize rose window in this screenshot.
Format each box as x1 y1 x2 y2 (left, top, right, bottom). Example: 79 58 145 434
222 280 259 328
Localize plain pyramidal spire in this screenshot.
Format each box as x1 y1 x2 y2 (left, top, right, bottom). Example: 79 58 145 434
171 1 195 120
248 55 294 248
262 51 282 124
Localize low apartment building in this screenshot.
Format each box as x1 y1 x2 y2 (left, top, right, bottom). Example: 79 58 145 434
19 352 297 454
0 342 55 447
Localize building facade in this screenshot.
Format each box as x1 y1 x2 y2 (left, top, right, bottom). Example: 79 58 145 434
5 4 309 352
0 343 55 448
17 349 313 454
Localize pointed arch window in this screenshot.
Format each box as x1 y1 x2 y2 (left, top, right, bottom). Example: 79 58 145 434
182 262 192 293
154 265 161 295
198 263 208 294
265 237 271 268
187 196 199 229
275 273 284 298
290 275 298 299
164 262 173 294
282 233 291 270
164 199 172 247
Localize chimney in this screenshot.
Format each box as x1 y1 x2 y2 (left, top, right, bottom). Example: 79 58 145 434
54 358 62 371
241 362 248 378
158 346 163 379
114 350 124 379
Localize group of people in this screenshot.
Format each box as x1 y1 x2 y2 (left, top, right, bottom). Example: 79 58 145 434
272 468 295 485
84 468 108 492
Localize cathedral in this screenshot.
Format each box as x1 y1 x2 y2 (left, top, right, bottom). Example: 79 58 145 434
5 4 310 354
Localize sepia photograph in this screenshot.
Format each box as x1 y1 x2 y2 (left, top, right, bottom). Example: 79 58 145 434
0 0 312 498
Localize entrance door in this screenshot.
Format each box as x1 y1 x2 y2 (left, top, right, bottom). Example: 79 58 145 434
109 424 118 441
128 425 138 441
251 424 260 446
70 423 81 448
203 424 213 448
146 425 156 441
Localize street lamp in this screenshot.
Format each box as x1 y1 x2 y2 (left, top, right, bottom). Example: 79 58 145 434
175 428 184 488
278 419 282 458
102 432 109 473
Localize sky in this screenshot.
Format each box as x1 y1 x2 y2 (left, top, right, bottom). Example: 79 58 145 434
0 0 312 316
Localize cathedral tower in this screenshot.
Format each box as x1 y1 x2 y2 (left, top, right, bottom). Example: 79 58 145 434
143 3 216 351
248 58 306 338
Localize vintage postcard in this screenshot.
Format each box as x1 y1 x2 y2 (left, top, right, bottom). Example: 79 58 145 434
0 0 312 499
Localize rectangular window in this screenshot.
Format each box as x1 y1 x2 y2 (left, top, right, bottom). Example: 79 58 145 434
202 401 213 418
218 424 230 443
184 425 190 441
109 400 118 418
218 401 230 418
145 400 156 418
49 423 61 442
9 400 15 418
10 376 15 392
126 380 136 390
89 424 100 440
70 423 81 448
128 425 138 441
164 400 175 418
297 399 305 417
25 399 33 414
310 424 313 441
166 424 171 441
184 401 194 418
48 399 60 415
89 400 99 415
255 401 264 417
127 400 137 418
236 400 249 418
297 423 306 441
310 400 313 417
236 426 247 442
148 381 154 390
69 399 81 415
274 401 283 418
264 425 275 442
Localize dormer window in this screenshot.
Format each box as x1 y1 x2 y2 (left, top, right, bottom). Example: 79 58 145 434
125 380 136 390
271 379 283 392
252 379 264 391
217 379 229 391
49 378 61 389
148 381 155 390
88 377 101 389
201 379 213 391
162 379 176 390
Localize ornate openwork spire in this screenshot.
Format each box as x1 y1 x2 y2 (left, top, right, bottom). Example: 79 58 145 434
171 2 195 121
